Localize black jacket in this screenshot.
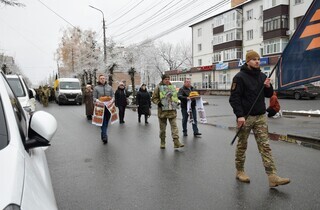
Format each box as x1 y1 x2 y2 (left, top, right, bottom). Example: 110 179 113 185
115 88 127 107
229 63 273 118
178 85 196 109
136 88 151 115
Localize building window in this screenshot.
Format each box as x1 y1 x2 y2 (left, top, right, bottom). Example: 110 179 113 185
213 52 222 63
294 16 304 29
247 30 253 40
247 9 253 20
263 16 287 32
223 48 242 61
197 28 202 37
272 0 277 7
198 44 202 51
198 59 202 66
295 0 303 5
263 38 288 55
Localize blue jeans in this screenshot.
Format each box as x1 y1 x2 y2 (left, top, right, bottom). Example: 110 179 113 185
101 107 111 138
181 107 199 134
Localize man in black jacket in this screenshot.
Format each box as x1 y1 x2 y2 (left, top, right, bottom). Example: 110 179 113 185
229 51 290 188
178 79 201 137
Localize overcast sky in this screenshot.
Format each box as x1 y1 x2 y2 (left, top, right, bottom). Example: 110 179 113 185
0 0 230 85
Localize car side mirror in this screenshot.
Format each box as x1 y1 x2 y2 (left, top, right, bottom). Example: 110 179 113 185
25 111 57 150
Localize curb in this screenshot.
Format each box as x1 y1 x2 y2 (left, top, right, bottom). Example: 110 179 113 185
283 111 320 117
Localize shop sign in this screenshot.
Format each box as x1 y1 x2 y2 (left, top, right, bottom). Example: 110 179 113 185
216 62 228 70
199 65 213 71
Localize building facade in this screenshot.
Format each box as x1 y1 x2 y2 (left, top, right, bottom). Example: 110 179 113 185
165 0 313 90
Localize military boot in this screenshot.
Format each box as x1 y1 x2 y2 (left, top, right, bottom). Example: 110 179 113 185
236 171 250 183
268 174 290 187
173 139 184 148
160 139 166 149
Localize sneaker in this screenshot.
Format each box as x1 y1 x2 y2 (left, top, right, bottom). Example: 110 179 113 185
272 113 280 118
194 132 202 136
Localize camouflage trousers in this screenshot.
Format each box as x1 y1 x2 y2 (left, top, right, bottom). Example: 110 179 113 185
236 114 277 175
158 117 179 143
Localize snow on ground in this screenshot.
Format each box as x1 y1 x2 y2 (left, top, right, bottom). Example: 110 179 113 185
283 110 320 114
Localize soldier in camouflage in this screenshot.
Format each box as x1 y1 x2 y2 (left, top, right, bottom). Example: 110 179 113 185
152 74 184 149
229 51 290 188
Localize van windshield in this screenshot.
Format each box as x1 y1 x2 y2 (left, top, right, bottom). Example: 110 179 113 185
171 81 184 89
60 82 80 90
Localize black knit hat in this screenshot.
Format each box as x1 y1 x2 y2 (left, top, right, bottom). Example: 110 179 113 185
161 74 170 80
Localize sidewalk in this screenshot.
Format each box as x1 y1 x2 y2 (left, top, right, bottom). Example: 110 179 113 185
182 96 320 148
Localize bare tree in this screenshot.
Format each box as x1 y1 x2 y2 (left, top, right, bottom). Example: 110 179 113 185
56 27 103 78
156 41 192 71
0 0 24 7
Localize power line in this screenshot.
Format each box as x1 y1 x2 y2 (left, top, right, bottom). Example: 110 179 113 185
36 0 77 29
138 0 230 45
117 0 203 41
107 0 146 26
112 0 179 37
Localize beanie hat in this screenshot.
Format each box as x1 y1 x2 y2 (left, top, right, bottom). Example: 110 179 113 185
161 74 170 80
246 50 260 63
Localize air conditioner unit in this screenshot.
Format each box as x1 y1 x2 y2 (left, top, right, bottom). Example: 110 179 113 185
286 30 291 36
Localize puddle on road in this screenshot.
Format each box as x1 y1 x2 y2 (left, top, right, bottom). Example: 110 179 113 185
205 123 320 150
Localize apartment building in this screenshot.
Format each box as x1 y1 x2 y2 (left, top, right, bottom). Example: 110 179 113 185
165 0 313 90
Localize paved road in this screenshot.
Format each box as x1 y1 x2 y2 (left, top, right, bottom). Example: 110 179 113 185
41 100 320 210
200 96 320 140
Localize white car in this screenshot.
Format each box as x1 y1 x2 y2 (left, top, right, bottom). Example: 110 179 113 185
0 71 58 210
6 74 36 114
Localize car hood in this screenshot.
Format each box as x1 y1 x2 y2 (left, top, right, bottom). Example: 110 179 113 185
0 145 25 209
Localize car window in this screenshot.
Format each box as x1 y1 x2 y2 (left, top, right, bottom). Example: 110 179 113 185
3 77 28 143
0 96 9 150
7 77 26 97
60 81 80 90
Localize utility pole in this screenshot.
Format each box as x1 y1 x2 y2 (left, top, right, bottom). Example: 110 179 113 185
89 5 107 73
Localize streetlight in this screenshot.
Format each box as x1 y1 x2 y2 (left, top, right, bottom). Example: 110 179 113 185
89 5 107 71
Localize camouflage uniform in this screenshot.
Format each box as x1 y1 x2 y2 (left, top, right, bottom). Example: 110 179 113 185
41 85 50 107
229 62 276 175
152 81 180 146
236 115 276 175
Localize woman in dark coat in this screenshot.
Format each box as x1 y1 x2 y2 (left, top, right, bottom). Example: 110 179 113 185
136 84 151 124
115 82 128 124
84 84 94 120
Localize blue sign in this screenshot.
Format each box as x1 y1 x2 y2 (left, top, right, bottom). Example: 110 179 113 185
216 62 228 70
260 57 269 66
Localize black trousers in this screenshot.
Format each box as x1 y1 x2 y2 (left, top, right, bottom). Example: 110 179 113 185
266 107 277 117
118 106 126 122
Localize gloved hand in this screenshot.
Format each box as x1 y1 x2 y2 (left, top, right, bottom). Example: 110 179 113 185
158 102 163 108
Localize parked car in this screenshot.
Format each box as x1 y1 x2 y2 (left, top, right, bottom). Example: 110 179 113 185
276 83 320 100
0 71 58 210
6 74 36 113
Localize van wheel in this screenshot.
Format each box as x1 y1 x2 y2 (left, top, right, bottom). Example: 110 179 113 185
294 92 301 100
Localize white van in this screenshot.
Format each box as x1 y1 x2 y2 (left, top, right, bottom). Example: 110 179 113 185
55 78 82 105
171 81 184 91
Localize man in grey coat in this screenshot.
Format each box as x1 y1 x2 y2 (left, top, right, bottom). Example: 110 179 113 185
93 74 114 144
